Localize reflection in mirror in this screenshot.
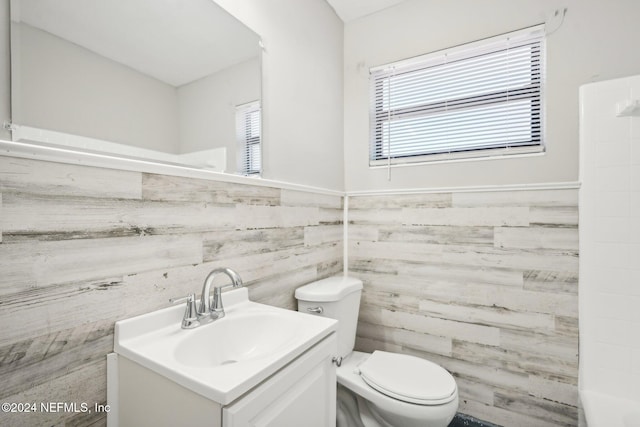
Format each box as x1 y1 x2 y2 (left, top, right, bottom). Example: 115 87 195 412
9 0 262 175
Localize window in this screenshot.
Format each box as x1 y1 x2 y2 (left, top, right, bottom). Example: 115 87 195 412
370 25 545 166
236 101 262 176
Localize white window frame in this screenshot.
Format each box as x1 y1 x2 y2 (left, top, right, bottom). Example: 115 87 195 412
369 25 545 167
236 101 262 176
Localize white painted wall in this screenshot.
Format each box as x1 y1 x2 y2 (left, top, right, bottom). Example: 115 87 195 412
177 57 260 173
13 23 180 153
579 75 640 412
213 0 344 190
344 0 640 191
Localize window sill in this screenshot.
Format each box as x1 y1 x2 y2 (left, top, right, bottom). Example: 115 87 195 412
369 146 545 169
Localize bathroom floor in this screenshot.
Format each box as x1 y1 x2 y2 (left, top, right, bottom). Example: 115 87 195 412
448 413 501 427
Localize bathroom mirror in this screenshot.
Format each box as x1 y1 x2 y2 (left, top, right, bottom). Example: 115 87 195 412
9 0 262 175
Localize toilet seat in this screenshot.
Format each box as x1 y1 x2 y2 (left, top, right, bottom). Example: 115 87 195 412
357 351 457 405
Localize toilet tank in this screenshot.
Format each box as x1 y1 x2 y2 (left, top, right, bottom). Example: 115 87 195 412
295 276 363 359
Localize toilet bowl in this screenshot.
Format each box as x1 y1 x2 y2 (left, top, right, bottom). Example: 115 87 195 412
338 351 458 427
295 276 458 427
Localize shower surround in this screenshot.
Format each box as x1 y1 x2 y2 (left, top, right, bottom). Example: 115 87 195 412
579 74 640 426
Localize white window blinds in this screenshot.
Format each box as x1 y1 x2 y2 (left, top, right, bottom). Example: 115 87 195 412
236 101 262 176
370 25 545 166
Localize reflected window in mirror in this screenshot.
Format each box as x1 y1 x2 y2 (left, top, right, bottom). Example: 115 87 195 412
236 101 262 176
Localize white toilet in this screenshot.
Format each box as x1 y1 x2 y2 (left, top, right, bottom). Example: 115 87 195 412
295 275 458 427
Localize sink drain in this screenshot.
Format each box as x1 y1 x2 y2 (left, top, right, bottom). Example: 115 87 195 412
221 360 238 365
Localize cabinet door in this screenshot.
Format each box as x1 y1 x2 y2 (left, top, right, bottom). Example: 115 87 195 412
223 334 336 427
117 356 222 427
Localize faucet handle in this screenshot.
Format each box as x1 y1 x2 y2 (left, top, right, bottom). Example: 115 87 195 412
169 293 200 329
211 288 225 320
169 294 193 304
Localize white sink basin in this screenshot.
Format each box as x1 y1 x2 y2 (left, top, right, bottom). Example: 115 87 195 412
114 288 337 405
174 311 301 368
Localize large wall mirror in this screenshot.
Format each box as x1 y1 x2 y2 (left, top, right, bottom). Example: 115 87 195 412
9 0 262 175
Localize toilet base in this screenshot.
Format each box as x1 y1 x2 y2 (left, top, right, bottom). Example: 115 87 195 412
337 384 381 427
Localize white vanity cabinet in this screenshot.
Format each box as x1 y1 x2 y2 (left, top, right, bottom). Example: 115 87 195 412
115 333 337 427
117 356 223 426
223 332 336 427
112 288 338 427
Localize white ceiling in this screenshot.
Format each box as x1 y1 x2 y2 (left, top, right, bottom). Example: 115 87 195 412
14 0 260 87
326 0 408 22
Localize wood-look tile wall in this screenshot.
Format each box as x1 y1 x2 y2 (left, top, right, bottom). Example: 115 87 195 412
0 156 343 427
348 189 579 427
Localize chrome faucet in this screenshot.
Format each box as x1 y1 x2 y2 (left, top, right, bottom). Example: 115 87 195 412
200 267 243 320
170 267 243 329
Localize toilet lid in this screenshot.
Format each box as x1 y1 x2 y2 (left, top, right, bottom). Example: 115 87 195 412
357 351 457 405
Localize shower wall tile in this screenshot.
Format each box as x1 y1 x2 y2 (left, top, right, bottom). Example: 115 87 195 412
581 75 640 406
632 137 640 163
632 349 640 374
349 187 579 427
0 157 343 427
